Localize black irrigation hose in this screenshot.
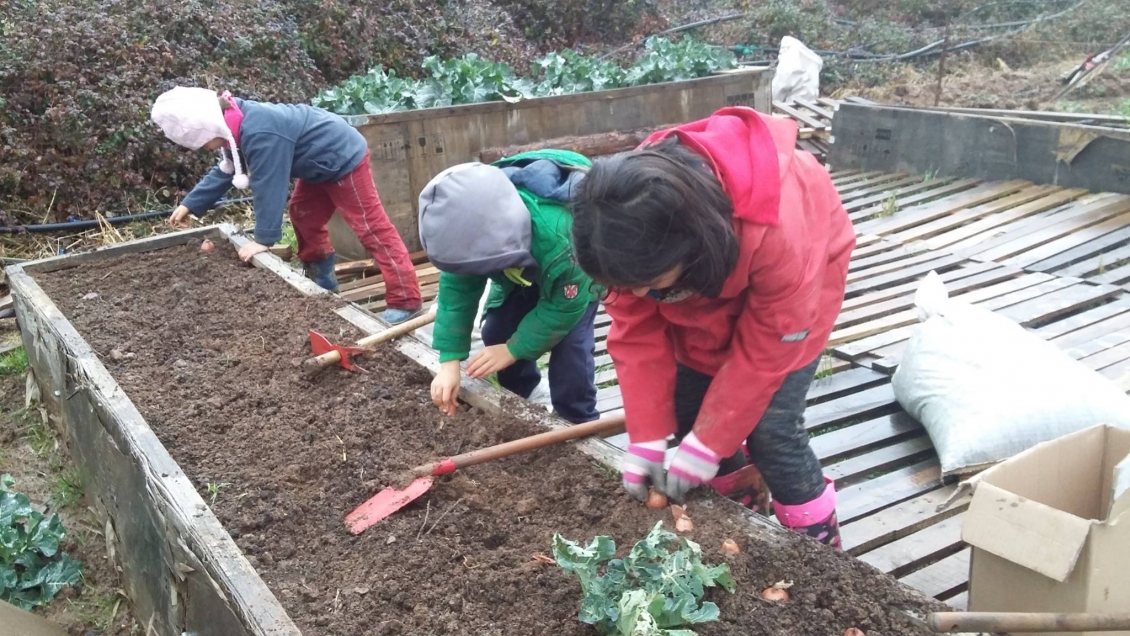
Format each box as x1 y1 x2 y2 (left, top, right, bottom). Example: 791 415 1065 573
0 197 254 234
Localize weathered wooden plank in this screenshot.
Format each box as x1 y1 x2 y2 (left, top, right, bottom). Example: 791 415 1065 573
828 103 1130 196
985 206 1130 266
1079 338 1130 370
843 253 966 298
842 485 967 555
1057 241 1130 279
835 265 1017 329
994 281 1121 327
848 243 929 272
849 179 982 224
806 367 890 404
342 266 441 299
963 194 1130 261
839 174 924 204
857 512 965 577
804 383 898 432
478 126 662 163
898 549 970 601
1050 309 1130 356
838 171 911 196
1012 207 1130 269
948 592 969 611
826 436 935 487
835 272 1059 350
843 176 959 214
888 184 1063 244
794 98 835 121
833 170 882 187
809 412 922 464
837 459 944 524
774 100 829 130
854 180 1030 236
1099 357 1130 392
21 225 222 274
1039 298 1130 339
838 261 1004 313
0 601 70 636
925 188 1092 252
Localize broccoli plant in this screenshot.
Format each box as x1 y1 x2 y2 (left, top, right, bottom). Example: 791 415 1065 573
552 521 735 636
0 474 83 610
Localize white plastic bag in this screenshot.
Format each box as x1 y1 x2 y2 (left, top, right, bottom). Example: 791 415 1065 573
772 36 823 103
892 271 1130 476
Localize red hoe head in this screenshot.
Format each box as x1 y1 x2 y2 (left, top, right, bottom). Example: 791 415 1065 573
345 476 434 534
309 329 370 373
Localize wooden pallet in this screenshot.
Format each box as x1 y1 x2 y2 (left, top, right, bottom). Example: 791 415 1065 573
331 169 1130 608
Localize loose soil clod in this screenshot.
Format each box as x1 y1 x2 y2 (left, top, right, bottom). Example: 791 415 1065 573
35 242 945 635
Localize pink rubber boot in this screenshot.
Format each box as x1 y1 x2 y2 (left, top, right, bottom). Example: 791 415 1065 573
709 464 772 516
773 477 841 550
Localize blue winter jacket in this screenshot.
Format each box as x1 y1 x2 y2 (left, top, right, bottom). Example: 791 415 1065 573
181 98 368 245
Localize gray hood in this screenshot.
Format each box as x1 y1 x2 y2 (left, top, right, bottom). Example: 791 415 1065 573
418 162 537 276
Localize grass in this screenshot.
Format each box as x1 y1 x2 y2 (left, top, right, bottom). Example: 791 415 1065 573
51 468 84 509
0 346 29 376
872 192 899 220
592 460 619 481
67 584 128 634
279 221 298 260
814 354 838 380
22 408 56 457
206 482 232 506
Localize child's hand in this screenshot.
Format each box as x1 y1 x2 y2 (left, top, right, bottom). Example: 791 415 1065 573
238 242 270 262
169 205 193 228
431 361 462 417
465 344 516 379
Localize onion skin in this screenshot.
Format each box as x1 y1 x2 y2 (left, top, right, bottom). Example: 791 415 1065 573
761 587 789 602
646 490 668 509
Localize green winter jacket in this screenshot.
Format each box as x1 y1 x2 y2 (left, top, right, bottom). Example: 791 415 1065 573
428 150 599 363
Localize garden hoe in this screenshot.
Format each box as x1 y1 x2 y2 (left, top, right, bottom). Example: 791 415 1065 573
910 611 1130 633
345 413 626 534
305 310 436 373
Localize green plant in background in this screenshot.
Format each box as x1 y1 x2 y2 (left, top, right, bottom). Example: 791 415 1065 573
623 37 736 87
553 521 735 636
0 347 28 376
313 36 736 116
534 49 627 95
0 474 83 610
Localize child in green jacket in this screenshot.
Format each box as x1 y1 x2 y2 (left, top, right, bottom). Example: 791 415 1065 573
418 150 600 423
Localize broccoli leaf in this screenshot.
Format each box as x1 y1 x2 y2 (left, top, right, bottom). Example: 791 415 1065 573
554 520 735 636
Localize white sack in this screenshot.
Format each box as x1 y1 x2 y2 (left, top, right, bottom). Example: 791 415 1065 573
892 271 1130 476
772 36 823 103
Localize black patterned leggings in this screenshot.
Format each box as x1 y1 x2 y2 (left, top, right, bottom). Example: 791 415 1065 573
673 357 826 506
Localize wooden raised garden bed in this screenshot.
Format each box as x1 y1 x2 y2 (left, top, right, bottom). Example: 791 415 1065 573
7 225 942 636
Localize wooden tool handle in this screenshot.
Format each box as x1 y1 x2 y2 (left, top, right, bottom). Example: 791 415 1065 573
412 413 626 477
308 312 436 369
928 612 1130 633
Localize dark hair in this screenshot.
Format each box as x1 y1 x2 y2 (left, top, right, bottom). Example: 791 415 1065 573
571 137 739 298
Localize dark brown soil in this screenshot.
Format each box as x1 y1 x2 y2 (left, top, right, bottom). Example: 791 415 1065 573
35 241 942 636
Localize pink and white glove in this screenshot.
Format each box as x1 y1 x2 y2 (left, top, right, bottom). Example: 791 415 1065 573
621 439 668 502
665 431 722 500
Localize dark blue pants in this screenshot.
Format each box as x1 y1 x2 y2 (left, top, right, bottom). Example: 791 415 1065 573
480 285 600 424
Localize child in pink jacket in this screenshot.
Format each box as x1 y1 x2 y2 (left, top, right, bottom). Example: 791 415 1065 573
571 107 855 547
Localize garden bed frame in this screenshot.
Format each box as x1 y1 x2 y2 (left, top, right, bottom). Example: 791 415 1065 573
6 224 791 636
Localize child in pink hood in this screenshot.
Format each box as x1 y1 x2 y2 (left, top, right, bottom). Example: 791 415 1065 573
572 107 855 548
150 86 422 324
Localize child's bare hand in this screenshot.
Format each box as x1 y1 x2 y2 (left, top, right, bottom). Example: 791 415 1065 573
431 361 461 416
465 344 516 379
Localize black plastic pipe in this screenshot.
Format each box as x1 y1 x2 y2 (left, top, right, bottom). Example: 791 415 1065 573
0 197 253 234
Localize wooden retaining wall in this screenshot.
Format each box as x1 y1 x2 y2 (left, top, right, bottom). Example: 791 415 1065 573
6 224 785 636
828 103 1130 197
328 67 772 260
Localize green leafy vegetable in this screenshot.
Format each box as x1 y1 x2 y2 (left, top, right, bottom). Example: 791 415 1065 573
313 36 736 116
553 521 735 636
0 474 83 610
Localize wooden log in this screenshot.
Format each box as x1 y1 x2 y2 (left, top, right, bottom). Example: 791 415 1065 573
478 127 665 164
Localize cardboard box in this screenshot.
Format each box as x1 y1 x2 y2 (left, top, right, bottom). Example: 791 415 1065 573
963 425 1130 636
0 600 70 636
